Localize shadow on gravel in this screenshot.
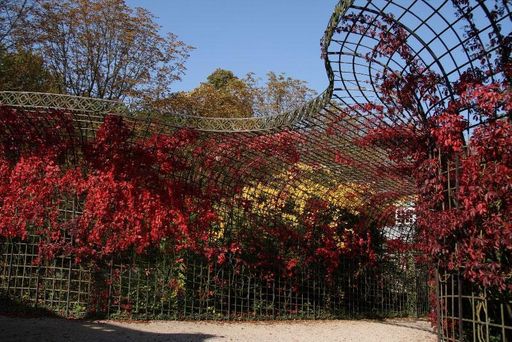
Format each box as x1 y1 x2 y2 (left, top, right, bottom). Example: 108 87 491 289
0 315 219 342
0 296 218 341
0 295 59 318
375 318 435 333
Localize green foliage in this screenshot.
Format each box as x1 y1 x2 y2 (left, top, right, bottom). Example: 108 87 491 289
3 0 192 101
206 68 238 89
0 47 59 92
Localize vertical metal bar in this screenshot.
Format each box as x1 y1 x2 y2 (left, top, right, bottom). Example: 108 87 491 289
220 268 224 317
21 240 28 303
436 270 443 342
135 260 140 315
247 273 251 319
227 267 231 319
440 275 444 342
77 266 83 312
50 258 57 310
65 257 72 317
118 260 123 314
272 277 275 319
145 263 149 320
457 271 463 341
6 240 14 294
485 288 490 342
34 266 41 309
161 256 165 318
206 264 211 319
233 267 237 318
253 273 258 318
191 260 196 318
471 290 476 342
500 303 505 342
153 260 158 318
312 277 316 318
198 262 203 318
301 271 305 318
107 258 113 318
127 260 132 316
451 274 455 340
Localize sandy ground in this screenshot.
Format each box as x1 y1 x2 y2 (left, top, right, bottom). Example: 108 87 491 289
0 315 436 342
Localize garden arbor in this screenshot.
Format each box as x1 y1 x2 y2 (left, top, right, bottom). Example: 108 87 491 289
0 1 511 341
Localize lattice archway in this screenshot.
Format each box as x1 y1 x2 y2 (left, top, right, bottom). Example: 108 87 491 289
0 1 510 340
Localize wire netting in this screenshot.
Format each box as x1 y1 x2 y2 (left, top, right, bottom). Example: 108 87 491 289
0 236 429 320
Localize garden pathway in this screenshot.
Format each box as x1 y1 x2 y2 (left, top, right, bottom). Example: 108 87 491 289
0 315 436 341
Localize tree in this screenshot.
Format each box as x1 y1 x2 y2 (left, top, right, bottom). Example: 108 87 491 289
160 82 254 118
206 68 237 89
249 72 317 116
154 68 254 118
0 48 58 92
24 0 192 101
0 0 57 92
157 69 316 118
0 0 33 49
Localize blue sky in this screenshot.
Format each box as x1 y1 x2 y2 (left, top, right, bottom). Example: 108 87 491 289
125 1 339 93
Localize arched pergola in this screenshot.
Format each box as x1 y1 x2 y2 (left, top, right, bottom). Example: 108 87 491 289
0 1 510 340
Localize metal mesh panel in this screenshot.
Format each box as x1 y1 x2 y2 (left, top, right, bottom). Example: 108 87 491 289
437 272 512 342
0 237 428 320
0 237 91 317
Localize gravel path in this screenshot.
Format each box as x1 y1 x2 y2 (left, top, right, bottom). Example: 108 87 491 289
0 315 436 342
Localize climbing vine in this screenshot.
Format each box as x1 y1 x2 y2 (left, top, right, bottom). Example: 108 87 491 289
339 0 512 293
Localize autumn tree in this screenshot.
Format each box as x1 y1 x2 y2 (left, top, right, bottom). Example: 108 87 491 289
0 0 33 49
154 68 253 118
249 72 317 116
21 0 192 102
157 69 316 118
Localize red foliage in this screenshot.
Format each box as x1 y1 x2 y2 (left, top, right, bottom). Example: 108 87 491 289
347 1 512 294
1 3 507 311
0 110 219 263
0 103 384 289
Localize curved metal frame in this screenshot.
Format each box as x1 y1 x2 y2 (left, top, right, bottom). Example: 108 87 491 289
0 1 510 337
3 0 505 258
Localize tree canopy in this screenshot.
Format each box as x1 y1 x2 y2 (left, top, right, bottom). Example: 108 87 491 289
0 0 32 49
0 1 316 117
0 48 58 92
207 68 238 90
250 71 317 116
1 0 192 102
156 69 317 118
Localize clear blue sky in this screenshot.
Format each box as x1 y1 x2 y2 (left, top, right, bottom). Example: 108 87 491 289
125 1 338 93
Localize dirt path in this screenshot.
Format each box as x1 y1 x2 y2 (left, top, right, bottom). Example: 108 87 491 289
0 315 436 341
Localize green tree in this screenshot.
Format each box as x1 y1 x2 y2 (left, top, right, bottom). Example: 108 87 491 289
206 68 237 90
0 48 58 92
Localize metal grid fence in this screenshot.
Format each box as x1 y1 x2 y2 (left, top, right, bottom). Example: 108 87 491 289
0 237 91 317
0 236 429 320
437 271 512 342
